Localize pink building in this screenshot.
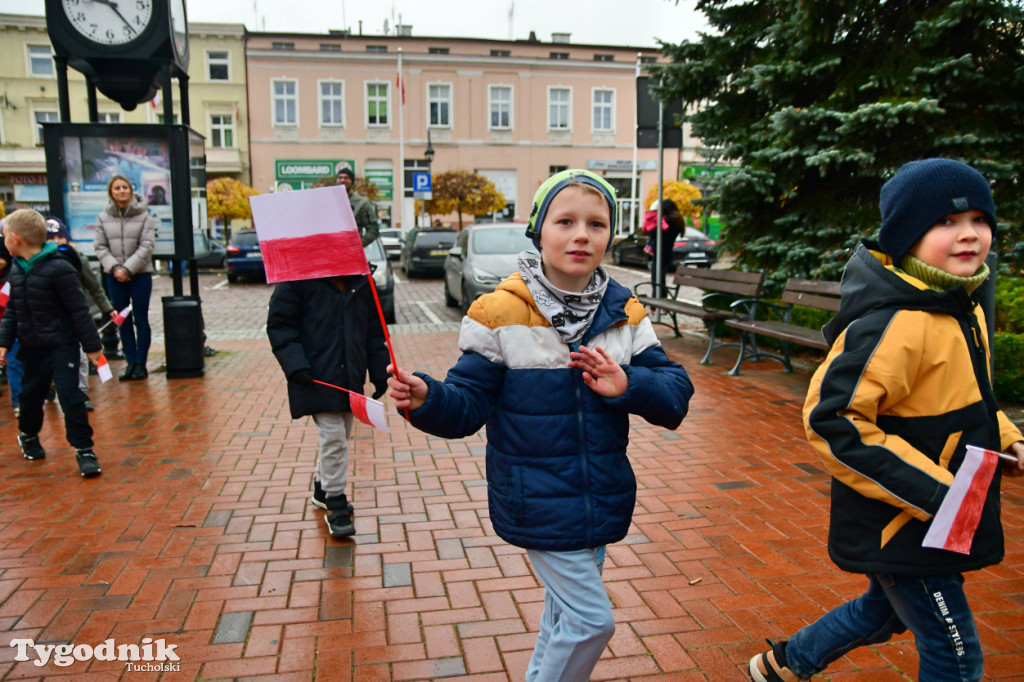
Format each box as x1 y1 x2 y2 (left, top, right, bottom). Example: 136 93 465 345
246 30 700 232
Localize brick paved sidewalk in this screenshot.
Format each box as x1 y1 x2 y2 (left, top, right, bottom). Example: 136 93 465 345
0 318 1022 680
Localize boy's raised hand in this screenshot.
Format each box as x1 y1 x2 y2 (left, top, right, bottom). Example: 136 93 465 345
569 345 627 398
1003 440 1024 478
386 364 428 412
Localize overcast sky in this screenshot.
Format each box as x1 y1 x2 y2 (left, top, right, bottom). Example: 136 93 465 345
2 0 710 47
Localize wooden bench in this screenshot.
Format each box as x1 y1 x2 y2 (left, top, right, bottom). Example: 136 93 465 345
723 278 842 376
634 267 766 366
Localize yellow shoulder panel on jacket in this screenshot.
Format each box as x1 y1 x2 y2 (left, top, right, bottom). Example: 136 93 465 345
467 274 551 331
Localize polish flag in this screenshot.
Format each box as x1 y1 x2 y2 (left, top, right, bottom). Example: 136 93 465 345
249 185 369 283
95 355 113 383
0 281 9 308
113 304 132 326
922 445 999 554
313 380 390 432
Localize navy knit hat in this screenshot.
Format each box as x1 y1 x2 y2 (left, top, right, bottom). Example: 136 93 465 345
878 158 996 264
336 166 355 181
45 216 71 241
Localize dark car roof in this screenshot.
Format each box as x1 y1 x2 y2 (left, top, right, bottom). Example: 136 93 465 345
231 231 260 246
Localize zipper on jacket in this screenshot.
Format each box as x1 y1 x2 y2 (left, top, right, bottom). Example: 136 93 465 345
569 340 593 548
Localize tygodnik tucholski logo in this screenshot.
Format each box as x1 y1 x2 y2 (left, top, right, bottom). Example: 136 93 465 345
10 637 180 671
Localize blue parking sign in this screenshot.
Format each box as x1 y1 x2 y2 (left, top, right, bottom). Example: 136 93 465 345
412 172 432 192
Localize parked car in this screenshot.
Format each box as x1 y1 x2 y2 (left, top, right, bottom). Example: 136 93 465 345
444 222 534 314
226 230 265 282
379 228 403 260
399 226 457 277
195 236 227 270
365 238 396 324
612 227 719 268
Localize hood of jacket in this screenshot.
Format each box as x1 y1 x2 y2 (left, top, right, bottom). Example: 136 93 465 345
823 240 981 346
104 194 149 219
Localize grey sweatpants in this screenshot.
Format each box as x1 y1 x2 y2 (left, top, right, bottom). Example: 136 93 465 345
311 412 354 498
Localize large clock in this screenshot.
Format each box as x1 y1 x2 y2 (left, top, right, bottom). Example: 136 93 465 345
61 0 155 47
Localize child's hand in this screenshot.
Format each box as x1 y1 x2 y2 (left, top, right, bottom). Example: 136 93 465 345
86 350 103 366
569 345 628 398
1002 441 1024 478
386 364 428 411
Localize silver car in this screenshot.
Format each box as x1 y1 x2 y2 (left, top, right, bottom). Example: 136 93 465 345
444 222 535 314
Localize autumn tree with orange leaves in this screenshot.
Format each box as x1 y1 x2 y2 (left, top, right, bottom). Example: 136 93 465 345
206 177 260 236
424 170 506 230
310 175 383 201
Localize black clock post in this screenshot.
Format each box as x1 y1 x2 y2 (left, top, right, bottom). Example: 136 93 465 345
44 0 206 378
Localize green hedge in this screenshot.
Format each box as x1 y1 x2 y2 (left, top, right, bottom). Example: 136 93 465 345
994 277 1024 333
994 333 1024 404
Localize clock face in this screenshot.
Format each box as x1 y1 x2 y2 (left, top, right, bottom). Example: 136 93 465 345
61 0 154 47
170 0 188 60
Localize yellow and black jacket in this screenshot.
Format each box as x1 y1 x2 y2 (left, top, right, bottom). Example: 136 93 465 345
804 242 1022 575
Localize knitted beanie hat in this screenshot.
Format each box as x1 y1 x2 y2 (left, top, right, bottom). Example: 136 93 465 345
525 169 617 248
878 158 996 264
45 216 71 241
336 166 355 181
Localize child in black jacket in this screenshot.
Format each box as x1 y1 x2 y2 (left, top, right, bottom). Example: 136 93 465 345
0 209 104 477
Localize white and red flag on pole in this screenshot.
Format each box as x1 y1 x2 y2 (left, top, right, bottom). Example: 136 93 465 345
113 304 132 326
922 445 999 554
313 380 390 432
396 71 405 106
249 185 369 283
0 281 9 308
95 355 113 383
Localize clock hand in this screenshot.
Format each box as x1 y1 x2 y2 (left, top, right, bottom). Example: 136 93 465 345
91 0 137 36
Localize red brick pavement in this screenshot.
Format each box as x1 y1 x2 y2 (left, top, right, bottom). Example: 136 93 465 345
0 269 1022 680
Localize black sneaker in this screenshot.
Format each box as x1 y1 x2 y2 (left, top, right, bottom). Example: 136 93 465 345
311 478 327 509
323 494 355 538
749 639 800 682
75 449 102 478
18 433 45 460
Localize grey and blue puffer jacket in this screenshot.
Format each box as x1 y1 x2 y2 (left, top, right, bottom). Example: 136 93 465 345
408 273 693 551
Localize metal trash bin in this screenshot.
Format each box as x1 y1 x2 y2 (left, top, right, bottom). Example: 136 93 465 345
162 295 205 378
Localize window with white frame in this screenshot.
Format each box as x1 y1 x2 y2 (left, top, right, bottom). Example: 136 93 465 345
548 87 570 130
272 79 298 126
35 111 59 144
97 112 120 123
320 81 344 126
28 45 54 77
210 115 234 147
366 82 388 126
489 85 512 130
428 84 451 127
592 89 614 132
208 51 230 81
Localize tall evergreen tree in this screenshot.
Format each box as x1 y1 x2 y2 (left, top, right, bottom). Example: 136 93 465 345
652 0 1024 281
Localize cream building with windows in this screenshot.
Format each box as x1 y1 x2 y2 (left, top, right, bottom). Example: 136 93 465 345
0 14 250 215
246 28 705 232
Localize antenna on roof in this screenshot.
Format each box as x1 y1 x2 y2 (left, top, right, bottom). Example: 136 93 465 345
508 2 514 41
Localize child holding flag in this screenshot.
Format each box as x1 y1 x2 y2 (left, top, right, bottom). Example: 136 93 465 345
267 274 390 538
0 210 105 478
750 159 1024 682
387 170 693 681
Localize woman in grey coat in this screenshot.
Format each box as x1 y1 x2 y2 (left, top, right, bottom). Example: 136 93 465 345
93 175 156 381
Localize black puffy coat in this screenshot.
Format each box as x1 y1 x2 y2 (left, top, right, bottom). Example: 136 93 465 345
0 245 101 352
267 276 390 419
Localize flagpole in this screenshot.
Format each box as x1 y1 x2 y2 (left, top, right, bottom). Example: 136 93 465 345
630 52 641 236
397 47 405 233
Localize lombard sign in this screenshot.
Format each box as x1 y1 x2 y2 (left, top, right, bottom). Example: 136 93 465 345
274 159 356 184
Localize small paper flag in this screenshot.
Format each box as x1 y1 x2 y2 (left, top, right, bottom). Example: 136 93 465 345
312 379 390 432
922 445 999 555
95 355 113 383
113 304 132 326
0 281 9 308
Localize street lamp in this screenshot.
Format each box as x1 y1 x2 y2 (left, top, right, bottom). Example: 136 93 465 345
420 130 435 227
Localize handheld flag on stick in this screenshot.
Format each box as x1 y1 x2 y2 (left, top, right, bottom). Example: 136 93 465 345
0 281 9 308
312 380 390 432
249 185 369 283
922 445 999 555
99 304 132 333
95 355 113 383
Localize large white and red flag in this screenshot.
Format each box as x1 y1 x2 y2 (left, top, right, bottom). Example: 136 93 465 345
249 185 369 283
922 445 999 554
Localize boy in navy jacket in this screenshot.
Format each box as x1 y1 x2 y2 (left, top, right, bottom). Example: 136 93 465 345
388 170 694 681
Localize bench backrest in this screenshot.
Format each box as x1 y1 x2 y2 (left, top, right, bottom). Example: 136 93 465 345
781 278 842 312
672 267 766 297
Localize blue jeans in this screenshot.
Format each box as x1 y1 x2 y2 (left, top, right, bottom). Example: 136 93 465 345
525 548 615 682
106 272 152 365
7 337 21 408
786 573 982 682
